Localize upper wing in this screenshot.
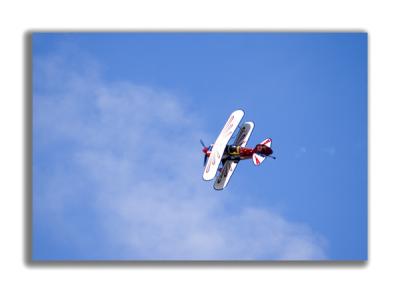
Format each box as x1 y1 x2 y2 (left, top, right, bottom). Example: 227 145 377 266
213 121 254 190
203 110 244 181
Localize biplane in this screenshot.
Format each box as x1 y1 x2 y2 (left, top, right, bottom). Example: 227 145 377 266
201 109 275 190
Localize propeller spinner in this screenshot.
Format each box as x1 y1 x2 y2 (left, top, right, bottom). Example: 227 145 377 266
200 139 209 166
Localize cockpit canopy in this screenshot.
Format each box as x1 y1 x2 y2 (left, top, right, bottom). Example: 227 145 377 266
226 145 240 155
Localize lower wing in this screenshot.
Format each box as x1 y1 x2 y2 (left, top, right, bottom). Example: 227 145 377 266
213 160 238 190
234 121 254 147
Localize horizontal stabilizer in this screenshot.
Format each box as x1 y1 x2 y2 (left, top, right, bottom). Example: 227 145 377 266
261 138 272 147
252 153 266 166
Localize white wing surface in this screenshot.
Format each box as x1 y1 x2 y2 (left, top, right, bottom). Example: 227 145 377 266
213 121 254 190
234 121 254 146
203 110 244 181
214 160 236 190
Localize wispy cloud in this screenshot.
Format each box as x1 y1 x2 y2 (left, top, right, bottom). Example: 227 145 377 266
322 146 336 156
295 146 307 158
33 50 327 260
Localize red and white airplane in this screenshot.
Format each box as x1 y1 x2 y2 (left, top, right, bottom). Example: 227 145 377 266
201 109 275 190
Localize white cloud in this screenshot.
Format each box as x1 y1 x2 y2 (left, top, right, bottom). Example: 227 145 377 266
34 52 327 260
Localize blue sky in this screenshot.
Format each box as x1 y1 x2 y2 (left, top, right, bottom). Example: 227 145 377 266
32 32 367 260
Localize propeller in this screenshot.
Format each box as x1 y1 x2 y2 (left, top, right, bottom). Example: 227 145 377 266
200 139 208 166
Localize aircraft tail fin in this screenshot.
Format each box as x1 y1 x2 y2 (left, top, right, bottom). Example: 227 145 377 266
252 138 272 166
252 153 266 166
260 138 272 147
